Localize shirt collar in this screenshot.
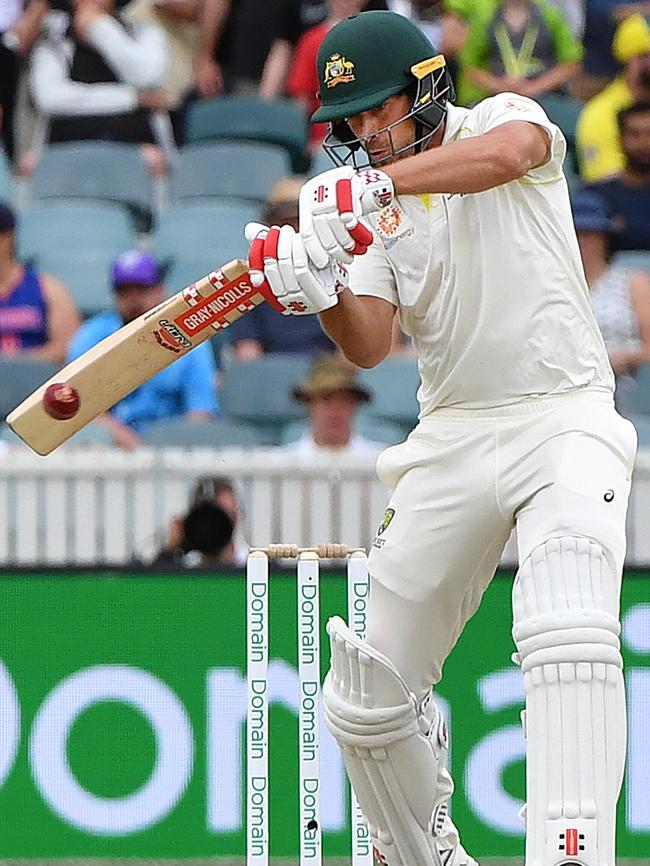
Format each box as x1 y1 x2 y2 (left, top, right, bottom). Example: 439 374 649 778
442 103 472 145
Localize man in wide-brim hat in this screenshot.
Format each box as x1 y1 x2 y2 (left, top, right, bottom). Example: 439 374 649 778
287 355 383 456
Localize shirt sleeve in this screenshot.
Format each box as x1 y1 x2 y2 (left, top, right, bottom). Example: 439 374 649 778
474 92 567 183
88 16 169 90
179 342 219 415
347 232 399 307
31 39 138 116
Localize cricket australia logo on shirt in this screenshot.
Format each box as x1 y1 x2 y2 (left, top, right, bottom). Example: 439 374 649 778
375 204 414 251
373 507 395 548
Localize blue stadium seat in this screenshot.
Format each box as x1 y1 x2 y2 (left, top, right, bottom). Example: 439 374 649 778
37 249 114 317
185 97 308 171
30 142 153 227
0 357 59 421
17 201 133 263
537 93 583 148
612 250 650 276
220 354 312 443
358 356 420 433
0 149 12 203
170 142 291 204
153 202 257 270
140 417 264 447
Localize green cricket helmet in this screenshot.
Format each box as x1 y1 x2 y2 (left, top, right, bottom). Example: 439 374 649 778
313 11 455 167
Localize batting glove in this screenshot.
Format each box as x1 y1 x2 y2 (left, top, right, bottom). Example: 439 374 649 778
246 222 349 315
299 166 394 269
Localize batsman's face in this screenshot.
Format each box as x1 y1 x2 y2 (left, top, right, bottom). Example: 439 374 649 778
346 93 416 165
115 283 165 323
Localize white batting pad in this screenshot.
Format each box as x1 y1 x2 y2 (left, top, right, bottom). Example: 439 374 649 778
513 537 626 866
323 616 476 866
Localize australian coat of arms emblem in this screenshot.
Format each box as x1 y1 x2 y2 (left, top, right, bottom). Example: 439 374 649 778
324 53 356 88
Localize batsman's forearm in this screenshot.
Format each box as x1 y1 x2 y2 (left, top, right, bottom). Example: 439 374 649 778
319 290 392 368
385 129 536 195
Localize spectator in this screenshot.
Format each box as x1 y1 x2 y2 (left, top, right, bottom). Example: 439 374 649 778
588 102 650 252
576 12 650 182
0 0 47 160
230 178 337 360
578 1 650 100
190 474 249 564
194 0 302 99
151 501 235 568
288 0 366 153
266 0 390 102
67 250 218 448
573 188 650 405
285 355 385 456
0 200 80 362
126 0 198 114
27 0 171 176
456 0 583 106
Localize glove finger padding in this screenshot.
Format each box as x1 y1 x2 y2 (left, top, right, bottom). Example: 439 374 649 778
277 224 300 294
246 222 346 316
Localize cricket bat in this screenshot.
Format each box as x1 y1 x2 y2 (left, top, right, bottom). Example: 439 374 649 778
7 258 282 456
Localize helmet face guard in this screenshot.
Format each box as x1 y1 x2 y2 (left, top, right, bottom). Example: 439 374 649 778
322 56 455 168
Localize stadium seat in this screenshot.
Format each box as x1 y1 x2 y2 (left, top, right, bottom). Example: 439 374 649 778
220 354 312 443
184 97 308 171
17 201 133 263
140 417 264 447
37 249 114 317
153 202 257 271
281 416 404 446
0 357 59 421
170 142 291 204
358 356 420 433
30 142 153 228
0 149 12 203
612 250 650 276
537 93 583 149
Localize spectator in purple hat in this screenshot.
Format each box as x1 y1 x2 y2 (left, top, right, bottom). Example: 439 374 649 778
67 249 218 449
0 199 80 363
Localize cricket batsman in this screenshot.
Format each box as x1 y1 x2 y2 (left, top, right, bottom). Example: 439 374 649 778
246 11 637 866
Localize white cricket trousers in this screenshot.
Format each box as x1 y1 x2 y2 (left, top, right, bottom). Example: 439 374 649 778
366 390 637 697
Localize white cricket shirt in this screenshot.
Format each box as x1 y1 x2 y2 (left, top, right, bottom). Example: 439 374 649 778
348 93 614 415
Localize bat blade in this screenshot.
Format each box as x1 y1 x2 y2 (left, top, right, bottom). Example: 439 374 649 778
7 258 267 455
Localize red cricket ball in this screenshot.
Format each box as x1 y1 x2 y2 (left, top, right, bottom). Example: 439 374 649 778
42 382 81 421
